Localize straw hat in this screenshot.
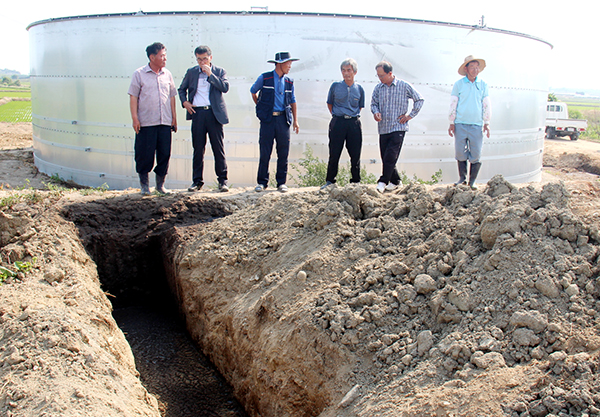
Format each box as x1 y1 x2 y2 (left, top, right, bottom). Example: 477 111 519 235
267 52 299 64
458 55 486 76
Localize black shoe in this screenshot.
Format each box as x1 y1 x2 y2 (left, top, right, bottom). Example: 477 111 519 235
188 183 202 192
218 183 229 192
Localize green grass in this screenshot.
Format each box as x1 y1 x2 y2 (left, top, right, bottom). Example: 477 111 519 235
0 92 31 98
555 94 600 140
0 101 32 122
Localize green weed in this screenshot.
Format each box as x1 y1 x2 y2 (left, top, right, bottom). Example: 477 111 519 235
80 183 109 195
290 145 377 187
399 169 443 185
0 257 37 285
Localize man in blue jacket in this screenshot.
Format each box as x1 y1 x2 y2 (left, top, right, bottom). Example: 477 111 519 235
250 52 300 193
178 45 230 192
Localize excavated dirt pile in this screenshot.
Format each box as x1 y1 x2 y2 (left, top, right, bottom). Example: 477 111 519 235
167 176 600 416
1 169 600 416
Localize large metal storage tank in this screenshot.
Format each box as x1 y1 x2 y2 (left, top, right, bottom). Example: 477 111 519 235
27 11 552 190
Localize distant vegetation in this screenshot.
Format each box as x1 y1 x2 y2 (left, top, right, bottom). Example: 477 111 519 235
0 101 32 123
0 83 31 122
556 94 600 142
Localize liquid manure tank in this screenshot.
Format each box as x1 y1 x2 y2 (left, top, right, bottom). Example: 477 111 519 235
27 11 552 190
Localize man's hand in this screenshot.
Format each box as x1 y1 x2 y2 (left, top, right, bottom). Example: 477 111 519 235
484 124 490 138
293 120 300 134
183 101 196 115
448 124 455 137
200 64 212 78
172 120 178 133
132 118 141 134
398 114 412 124
374 112 382 122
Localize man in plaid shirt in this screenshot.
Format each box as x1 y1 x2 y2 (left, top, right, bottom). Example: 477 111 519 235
371 61 424 193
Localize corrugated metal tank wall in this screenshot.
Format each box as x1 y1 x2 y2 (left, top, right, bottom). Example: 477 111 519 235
28 11 551 189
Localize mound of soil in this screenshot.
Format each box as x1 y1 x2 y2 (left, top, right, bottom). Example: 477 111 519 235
165 178 600 416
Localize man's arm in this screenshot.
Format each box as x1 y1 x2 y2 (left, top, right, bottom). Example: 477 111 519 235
291 102 299 134
208 66 229 93
483 96 491 138
129 95 140 134
327 103 333 114
250 74 264 105
178 69 196 115
371 85 382 122
448 96 458 137
170 96 177 132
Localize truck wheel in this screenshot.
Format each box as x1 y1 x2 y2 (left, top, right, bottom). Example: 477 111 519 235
570 132 579 141
546 127 555 139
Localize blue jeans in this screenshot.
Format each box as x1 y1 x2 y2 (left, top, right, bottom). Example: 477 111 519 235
454 123 483 163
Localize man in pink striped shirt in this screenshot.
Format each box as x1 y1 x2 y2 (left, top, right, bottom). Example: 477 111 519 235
128 42 178 195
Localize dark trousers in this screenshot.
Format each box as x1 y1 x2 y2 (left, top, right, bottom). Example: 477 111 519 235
191 108 227 186
378 130 406 185
134 125 172 177
326 117 362 184
257 115 290 187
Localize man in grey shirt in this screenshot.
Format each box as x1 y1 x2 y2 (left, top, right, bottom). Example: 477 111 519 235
322 58 365 189
371 61 424 193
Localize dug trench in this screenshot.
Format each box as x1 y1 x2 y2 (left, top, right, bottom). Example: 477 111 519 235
61 193 249 416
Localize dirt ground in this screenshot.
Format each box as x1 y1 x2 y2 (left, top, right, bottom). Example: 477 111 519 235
1 122 600 416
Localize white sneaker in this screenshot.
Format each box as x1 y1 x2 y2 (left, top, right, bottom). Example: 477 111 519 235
376 182 386 193
255 184 265 192
278 184 288 193
385 182 398 191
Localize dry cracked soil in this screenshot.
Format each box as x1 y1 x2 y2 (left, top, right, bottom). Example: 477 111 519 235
1 122 600 417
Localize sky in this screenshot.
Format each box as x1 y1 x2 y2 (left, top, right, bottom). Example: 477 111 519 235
1 0 597 91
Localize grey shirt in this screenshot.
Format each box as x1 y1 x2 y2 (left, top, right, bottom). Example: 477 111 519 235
327 81 365 118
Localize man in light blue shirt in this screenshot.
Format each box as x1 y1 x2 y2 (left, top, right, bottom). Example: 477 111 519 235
371 61 424 193
448 55 492 189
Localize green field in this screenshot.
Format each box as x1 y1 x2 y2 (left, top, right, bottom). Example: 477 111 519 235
0 92 31 98
555 94 600 141
0 101 32 122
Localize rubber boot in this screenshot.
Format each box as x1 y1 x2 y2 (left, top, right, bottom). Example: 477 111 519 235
454 161 467 186
139 172 150 196
155 174 169 194
468 162 482 190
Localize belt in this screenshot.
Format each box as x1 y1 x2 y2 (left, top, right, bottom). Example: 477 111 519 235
193 106 211 110
272 111 284 116
334 115 359 119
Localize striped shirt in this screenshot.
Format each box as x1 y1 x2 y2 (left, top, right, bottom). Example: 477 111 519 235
370 77 424 135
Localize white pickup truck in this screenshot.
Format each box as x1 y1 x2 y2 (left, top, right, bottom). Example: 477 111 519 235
546 102 587 141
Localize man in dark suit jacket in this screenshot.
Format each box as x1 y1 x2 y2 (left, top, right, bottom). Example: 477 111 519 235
178 45 230 192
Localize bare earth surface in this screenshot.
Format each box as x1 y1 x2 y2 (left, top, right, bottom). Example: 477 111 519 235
1 122 600 417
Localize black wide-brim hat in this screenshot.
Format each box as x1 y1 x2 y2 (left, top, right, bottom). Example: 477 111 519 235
267 51 300 64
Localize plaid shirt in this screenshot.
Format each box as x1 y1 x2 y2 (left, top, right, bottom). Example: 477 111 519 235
370 77 424 135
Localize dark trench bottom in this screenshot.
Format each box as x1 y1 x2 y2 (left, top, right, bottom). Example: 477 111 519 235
113 299 248 417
